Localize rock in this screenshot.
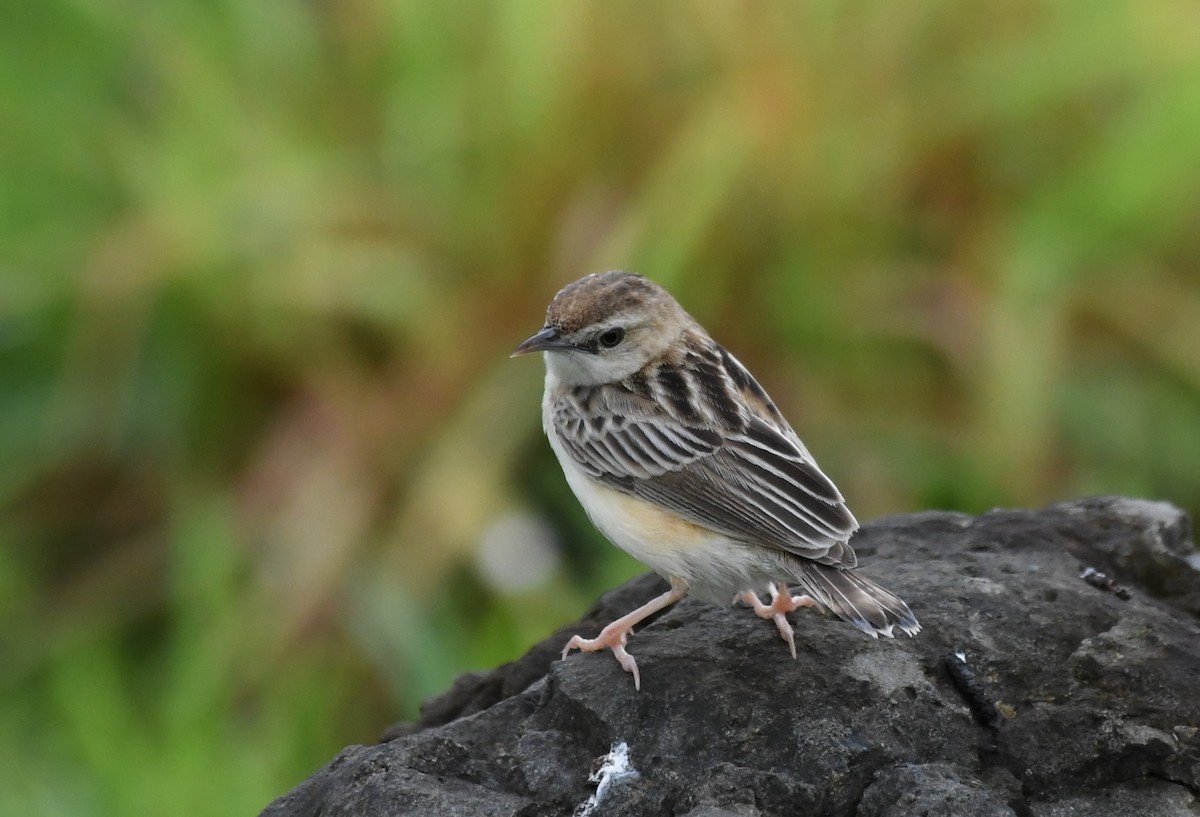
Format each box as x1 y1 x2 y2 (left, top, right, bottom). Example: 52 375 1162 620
856 763 1018 817
1049 496 1200 618
260 497 1200 817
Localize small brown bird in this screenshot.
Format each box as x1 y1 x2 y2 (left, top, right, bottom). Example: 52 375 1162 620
512 271 919 689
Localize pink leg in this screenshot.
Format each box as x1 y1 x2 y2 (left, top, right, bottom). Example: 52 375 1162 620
561 578 689 690
739 582 818 659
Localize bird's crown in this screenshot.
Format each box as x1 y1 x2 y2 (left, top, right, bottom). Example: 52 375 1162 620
545 271 676 335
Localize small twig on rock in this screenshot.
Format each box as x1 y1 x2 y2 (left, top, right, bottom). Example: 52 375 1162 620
944 650 1003 731
1080 566 1131 600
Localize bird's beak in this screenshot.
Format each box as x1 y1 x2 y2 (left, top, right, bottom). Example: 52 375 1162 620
511 326 569 357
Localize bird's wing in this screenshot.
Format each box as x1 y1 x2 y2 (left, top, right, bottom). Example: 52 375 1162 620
550 350 858 566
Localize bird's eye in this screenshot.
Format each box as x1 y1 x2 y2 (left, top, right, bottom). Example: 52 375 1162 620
598 328 625 349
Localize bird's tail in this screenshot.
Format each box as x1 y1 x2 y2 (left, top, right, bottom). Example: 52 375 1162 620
791 563 920 638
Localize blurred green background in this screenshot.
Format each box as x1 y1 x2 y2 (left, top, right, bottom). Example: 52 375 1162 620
3 1 1200 814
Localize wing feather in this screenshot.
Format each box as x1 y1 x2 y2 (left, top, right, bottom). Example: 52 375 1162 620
551 347 859 565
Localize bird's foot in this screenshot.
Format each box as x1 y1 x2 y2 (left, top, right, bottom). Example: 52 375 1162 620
562 623 642 689
560 579 689 691
739 582 817 659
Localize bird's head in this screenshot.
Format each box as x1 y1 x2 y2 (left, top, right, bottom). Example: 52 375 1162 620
511 271 690 386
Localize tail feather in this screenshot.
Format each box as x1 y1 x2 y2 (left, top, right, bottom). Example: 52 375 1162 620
792 563 920 638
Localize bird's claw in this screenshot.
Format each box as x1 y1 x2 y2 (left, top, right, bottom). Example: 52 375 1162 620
558 580 688 691
741 582 818 659
561 625 642 690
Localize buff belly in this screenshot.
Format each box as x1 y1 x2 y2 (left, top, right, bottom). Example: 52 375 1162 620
548 430 777 604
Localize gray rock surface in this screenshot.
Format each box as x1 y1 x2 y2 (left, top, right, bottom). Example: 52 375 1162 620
261 497 1200 816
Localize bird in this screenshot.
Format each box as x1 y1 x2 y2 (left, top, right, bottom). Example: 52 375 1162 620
511 271 919 689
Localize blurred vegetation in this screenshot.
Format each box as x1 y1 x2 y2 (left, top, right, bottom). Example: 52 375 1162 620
3 1 1200 814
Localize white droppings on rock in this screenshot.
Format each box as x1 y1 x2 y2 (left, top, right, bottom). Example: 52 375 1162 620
574 741 638 817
